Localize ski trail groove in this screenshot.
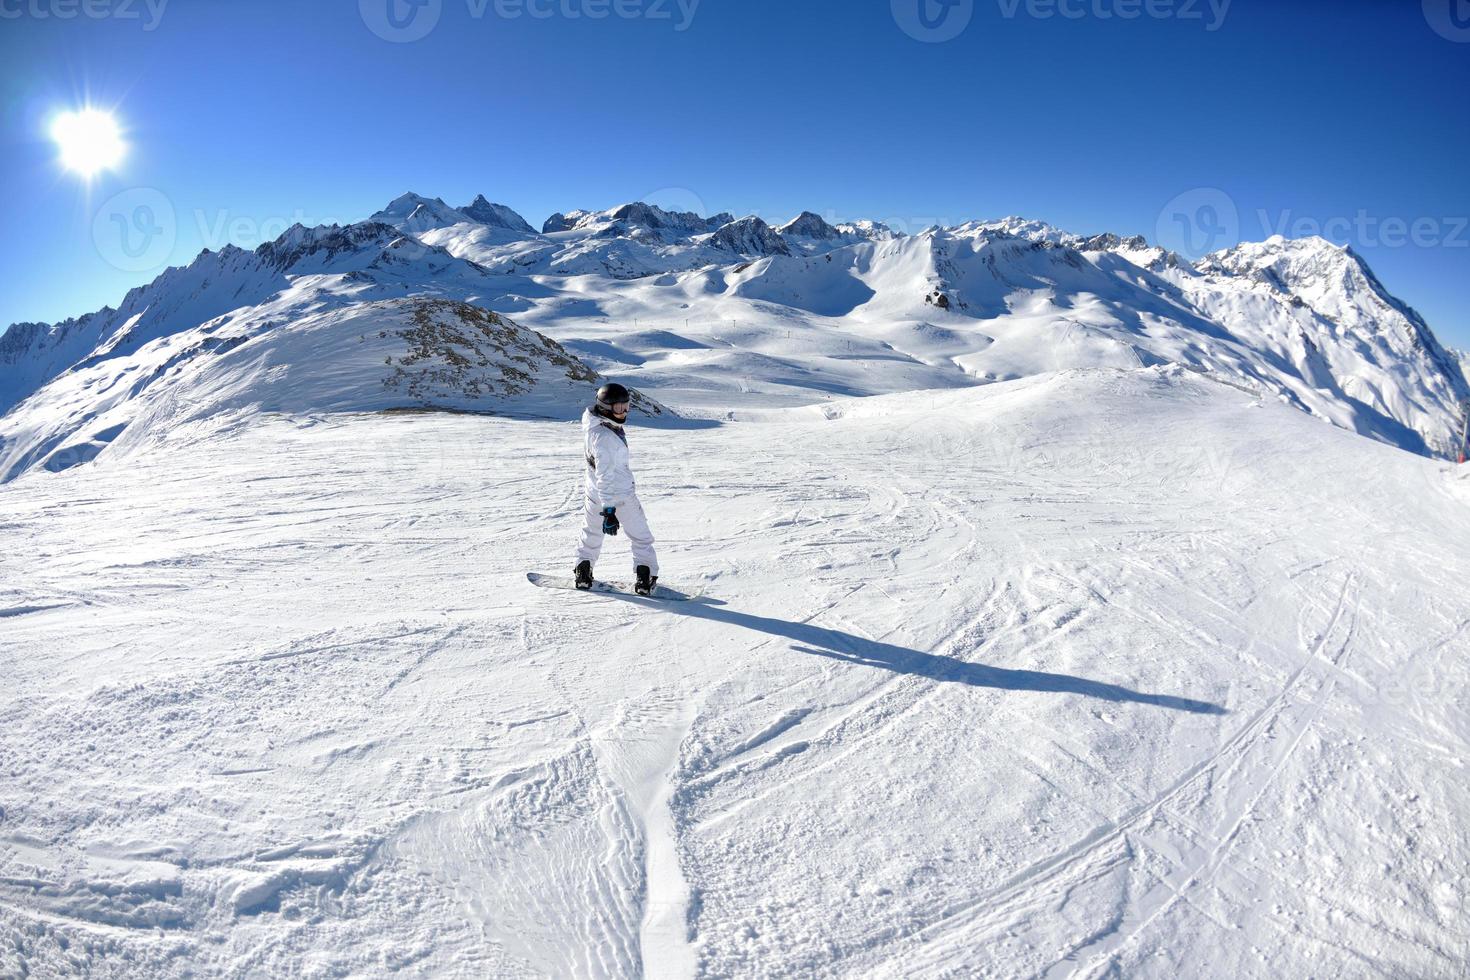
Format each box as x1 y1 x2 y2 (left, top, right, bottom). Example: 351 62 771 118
1070 572 1361 977
907 573 1359 967
591 691 698 980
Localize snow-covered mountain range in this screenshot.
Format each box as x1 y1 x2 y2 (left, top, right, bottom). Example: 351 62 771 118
3 191 1467 481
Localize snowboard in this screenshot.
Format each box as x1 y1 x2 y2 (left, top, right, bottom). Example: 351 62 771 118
526 571 696 602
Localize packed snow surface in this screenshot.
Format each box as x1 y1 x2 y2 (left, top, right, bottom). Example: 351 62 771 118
3 367 1468 977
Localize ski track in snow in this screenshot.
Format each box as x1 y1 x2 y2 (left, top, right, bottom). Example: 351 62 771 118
2 370 1469 977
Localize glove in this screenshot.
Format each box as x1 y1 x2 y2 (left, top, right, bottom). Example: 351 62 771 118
601 506 620 536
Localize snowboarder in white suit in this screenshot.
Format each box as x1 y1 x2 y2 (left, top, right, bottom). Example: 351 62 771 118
574 382 659 596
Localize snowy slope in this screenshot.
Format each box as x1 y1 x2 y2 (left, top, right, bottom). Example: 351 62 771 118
0 244 290 415
0 219 489 417
536 226 1468 454
2 367 1467 977
393 196 1467 455
0 220 670 482
0 296 668 482
1186 236 1469 454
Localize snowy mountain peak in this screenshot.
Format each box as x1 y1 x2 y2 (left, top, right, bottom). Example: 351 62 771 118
963 216 1076 244
0 321 54 365
772 212 907 255
369 193 472 234
272 219 487 277
255 220 421 272
540 210 585 234
458 195 536 235
1072 232 1150 252
541 202 731 244
705 215 791 256
606 202 727 239
1203 234 1357 270
778 211 842 241
1199 234 1364 282
835 219 903 241
1198 235 1426 328
1180 232 1469 453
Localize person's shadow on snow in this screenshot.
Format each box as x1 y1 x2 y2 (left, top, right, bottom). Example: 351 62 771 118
623 595 1226 715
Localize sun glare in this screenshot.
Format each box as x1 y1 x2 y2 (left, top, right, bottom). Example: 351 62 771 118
51 108 126 178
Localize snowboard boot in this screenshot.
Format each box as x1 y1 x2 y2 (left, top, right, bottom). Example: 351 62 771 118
635 565 656 597
574 560 594 590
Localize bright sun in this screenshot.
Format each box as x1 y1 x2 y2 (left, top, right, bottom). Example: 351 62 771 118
51 109 126 178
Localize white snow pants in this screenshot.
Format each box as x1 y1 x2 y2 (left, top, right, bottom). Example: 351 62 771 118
575 491 658 576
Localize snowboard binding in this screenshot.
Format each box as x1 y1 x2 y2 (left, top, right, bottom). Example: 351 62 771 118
635 565 657 597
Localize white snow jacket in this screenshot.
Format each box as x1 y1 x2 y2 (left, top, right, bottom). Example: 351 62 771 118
582 408 637 507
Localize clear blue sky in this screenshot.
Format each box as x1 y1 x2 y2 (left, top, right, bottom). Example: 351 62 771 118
2 0 1468 346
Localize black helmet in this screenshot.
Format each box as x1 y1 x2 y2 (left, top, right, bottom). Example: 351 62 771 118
596 382 631 411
